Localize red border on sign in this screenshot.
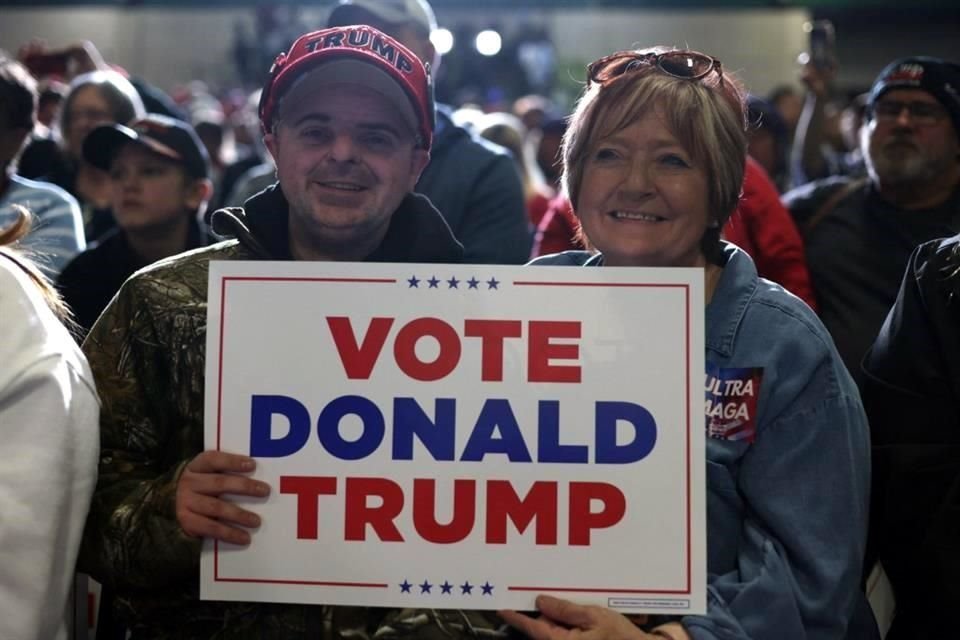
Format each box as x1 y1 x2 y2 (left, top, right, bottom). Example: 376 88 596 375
214 276 395 589
213 276 694 596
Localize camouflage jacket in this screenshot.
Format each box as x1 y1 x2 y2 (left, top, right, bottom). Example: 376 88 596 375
78 186 510 639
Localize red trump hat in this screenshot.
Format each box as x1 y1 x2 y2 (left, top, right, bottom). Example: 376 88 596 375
258 25 435 150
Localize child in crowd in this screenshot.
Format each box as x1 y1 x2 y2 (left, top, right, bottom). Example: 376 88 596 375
57 114 215 336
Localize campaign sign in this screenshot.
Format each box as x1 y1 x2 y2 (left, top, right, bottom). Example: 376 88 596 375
201 261 705 614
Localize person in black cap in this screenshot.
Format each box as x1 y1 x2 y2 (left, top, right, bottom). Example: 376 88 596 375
56 114 216 336
852 57 960 639
783 55 960 389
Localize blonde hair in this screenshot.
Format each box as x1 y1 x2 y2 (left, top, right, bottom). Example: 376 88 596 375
562 49 748 263
0 205 73 322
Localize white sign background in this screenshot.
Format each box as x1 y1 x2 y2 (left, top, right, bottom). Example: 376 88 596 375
201 261 705 615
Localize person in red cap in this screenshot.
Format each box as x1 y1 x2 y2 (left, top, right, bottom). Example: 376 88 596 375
56 114 217 337
78 26 503 639
327 0 532 265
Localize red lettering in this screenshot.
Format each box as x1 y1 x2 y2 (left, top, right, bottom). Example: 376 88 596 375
393 317 461 381
279 475 337 540
528 321 582 383
464 319 523 382
326 317 394 379
487 480 558 544
283 476 626 546
568 482 626 545
412 478 476 543
344 477 405 541
329 317 584 383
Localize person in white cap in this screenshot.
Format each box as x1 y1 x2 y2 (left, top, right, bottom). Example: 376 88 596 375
328 0 532 264
78 25 507 639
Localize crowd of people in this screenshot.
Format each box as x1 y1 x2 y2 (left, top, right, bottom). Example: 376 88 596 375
1 0 958 638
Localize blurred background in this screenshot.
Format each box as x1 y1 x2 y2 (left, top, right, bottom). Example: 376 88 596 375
2 0 957 114
3 0 958 237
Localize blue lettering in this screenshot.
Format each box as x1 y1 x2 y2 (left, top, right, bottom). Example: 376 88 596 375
595 401 657 463
249 394 311 457
461 399 532 462
317 395 385 460
392 397 456 461
537 400 588 463
250 394 657 465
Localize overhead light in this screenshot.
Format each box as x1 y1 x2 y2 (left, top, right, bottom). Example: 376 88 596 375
431 28 454 56
475 30 502 57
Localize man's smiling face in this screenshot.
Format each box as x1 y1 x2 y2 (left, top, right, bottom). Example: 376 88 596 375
265 81 429 260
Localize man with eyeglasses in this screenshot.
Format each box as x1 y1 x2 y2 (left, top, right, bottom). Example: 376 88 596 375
783 56 960 389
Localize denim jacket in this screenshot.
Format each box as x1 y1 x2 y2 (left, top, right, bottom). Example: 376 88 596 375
529 244 871 639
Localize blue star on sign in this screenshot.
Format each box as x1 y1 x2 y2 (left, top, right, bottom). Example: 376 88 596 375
467 277 480 289
447 276 460 289
407 276 420 288
420 580 433 594
400 580 412 593
486 277 500 290
428 276 440 288
481 582 494 595
440 581 453 594
460 581 474 595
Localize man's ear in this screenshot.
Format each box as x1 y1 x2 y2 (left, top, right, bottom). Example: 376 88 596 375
408 148 430 190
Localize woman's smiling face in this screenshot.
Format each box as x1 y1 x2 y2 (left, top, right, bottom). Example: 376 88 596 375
575 104 712 268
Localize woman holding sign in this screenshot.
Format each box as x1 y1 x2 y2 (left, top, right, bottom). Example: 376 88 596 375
507 48 874 639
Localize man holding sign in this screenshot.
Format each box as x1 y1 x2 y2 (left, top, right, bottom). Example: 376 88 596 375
79 25 504 638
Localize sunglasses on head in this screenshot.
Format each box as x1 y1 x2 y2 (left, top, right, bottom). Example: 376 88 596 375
588 50 723 87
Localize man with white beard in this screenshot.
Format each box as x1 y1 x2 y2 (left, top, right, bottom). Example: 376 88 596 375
783 56 960 388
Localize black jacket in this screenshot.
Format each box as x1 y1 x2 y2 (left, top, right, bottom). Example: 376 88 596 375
57 217 216 337
862 234 960 638
784 178 960 387
415 106 531 264
213 182 463 264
